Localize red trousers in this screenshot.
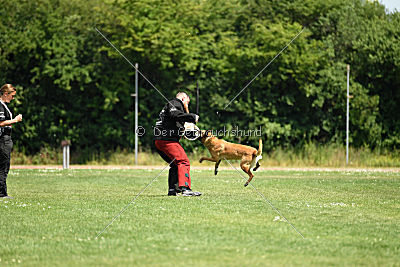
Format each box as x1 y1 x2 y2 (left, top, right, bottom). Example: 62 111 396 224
154 140 191 189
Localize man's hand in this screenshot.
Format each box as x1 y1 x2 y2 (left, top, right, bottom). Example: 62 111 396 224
14 114 22 123
184 103 189 113
195 115 199 123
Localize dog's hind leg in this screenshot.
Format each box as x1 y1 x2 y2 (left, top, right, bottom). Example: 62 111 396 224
240 162 254 187
252 154 262 171
214 159 221 175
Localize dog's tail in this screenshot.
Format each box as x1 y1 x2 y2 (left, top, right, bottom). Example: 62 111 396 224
253 139 263 172
249 139 263 169
253 139 263 166
257 139 263 156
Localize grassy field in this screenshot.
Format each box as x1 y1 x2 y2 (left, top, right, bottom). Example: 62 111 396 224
0 168 399 266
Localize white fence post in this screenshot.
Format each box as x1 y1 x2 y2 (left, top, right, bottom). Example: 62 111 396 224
62 140 71 169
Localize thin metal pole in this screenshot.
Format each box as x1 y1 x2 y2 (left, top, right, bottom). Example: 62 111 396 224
135 63 139 165
346 64 350 165
196 81 199 115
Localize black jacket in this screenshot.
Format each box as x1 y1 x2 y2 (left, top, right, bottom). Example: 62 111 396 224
0 101 12 136
154 98 198 141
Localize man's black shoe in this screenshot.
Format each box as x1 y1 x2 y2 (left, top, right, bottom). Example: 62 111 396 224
175 184 182 193
174 183 182 193
168 189 177 196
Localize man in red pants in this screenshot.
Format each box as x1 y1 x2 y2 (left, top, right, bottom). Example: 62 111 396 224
154 92 201 196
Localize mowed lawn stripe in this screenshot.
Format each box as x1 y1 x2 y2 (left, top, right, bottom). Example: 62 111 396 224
0 169 398 266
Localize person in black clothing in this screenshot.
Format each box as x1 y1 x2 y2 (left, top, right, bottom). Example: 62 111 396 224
154 92 201 196
0 84 22 199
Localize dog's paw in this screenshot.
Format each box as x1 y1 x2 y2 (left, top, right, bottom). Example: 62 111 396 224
244 182 249 187
199 159 203 163
214 168 218 175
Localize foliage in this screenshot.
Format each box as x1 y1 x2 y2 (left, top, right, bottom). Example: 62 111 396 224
0 0 399 160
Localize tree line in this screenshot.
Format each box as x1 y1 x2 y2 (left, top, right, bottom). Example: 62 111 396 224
0 0 399 162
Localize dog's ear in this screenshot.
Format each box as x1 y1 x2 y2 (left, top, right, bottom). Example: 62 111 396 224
200 130 213 139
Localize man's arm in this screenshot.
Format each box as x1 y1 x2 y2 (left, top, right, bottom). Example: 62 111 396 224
0 105 22 127
169 104 198 123
0 114 22 127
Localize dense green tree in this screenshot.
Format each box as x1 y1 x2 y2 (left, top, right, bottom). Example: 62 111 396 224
0 0 398 161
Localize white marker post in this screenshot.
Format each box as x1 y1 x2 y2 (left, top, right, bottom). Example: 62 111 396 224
62 140 71 169
346 65 350 165
131 63 139 165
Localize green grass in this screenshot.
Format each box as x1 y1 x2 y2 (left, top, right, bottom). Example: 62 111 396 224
1 168 399 266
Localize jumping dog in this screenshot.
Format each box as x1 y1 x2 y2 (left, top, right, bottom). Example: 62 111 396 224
199 130 263 186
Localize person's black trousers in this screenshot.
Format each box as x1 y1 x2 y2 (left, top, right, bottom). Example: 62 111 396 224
0 135 13 197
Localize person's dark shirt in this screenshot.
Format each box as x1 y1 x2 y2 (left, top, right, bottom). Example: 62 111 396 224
0 101 12 136
154 98 197 141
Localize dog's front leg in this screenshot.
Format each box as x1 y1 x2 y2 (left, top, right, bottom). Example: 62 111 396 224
214 159 221 175
199 157 217 163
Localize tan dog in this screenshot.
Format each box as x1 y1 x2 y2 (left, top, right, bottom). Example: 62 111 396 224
199 130 263 186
